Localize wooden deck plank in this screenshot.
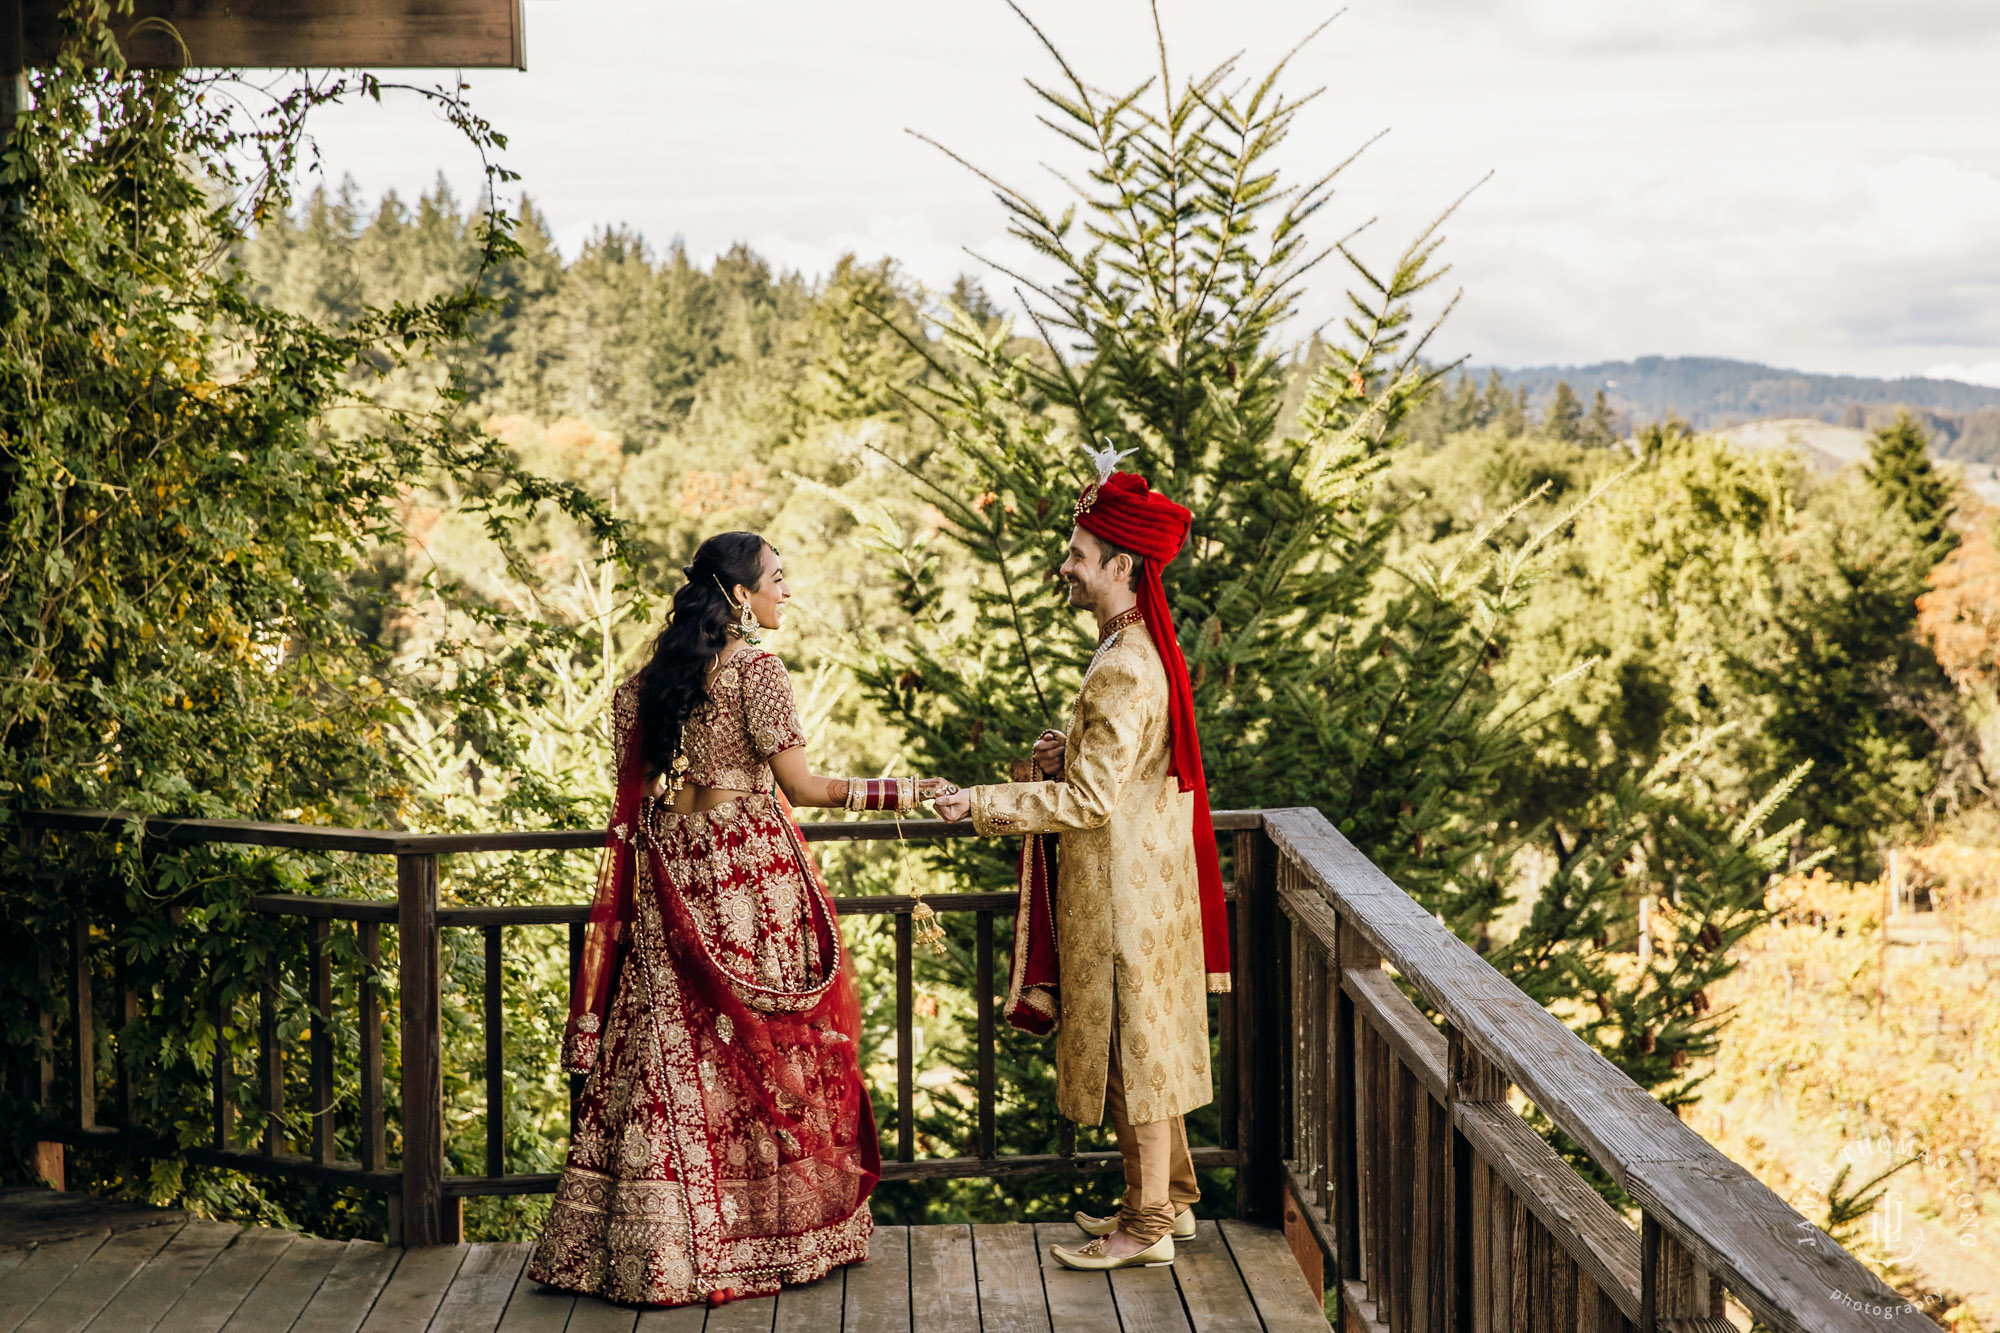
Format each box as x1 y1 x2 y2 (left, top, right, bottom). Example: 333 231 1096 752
355 1243 465 1333
0 1189 185 1249
429 1243 531 1333
1216 1220 1327 1333
289 1241 401 1333
17 1221 184 1333
0 1234 111 1333
907 1225 976 1333
771 1268 844 1333
701 1292 773 1333
1107 1257 1190 1333
1172 1221 1262 1332
154 1228 296 1333
216 1236 346 1333
631 1299 706 1332
841 1225 909 1333
491 1263 575 1333
565 1296 641 1332
970 1225 1048 1333
1030 1224 1115 1333
84 1220 239 1332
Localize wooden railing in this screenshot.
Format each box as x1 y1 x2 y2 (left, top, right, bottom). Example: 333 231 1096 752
14 805 1926 1331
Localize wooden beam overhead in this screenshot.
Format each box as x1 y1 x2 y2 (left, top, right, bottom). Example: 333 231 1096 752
18 0 525 71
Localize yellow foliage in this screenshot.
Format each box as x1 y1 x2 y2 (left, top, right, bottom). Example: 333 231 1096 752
1690 862 2000 1327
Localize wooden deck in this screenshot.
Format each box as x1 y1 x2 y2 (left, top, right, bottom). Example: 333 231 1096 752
0 1189 1329 1333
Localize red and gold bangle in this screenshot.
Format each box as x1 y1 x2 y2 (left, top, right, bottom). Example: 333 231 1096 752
845 777 920 812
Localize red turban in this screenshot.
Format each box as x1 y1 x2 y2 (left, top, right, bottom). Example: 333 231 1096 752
1074 471 1231 987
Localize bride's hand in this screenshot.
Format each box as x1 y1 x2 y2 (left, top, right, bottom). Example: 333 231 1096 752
916 777 958 802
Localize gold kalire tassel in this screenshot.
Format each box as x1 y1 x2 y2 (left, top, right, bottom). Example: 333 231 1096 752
893 811 948 958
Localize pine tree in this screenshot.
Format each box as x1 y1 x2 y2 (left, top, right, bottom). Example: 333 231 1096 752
1582 388 1620 448
1546 379 1584 441
1865 410 1955 550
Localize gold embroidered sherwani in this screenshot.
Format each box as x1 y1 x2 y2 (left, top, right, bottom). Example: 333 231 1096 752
969 621 1211 1127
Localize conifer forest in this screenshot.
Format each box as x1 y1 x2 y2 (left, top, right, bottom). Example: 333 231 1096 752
1 13 1994 1328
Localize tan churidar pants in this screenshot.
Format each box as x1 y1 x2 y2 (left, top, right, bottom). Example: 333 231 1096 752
1103 1022 1200 1244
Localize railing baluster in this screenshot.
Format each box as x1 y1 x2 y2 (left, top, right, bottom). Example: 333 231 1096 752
975 909 994 1161
358 920 383 1172
895 912 913 1163
485 923 504 1178
1451 1029 1508 1333
1508 1191 1530 1332
117 952 138 1126
261 946 281 1155
567 920 584 1137
1368 1025 1388 1310
1425 1088 1453 1331
1395 1060 1417 1330
310 918 333 1165
211 982 233 1150
397 851 446 1245
70 913 94 1129
1333 915 1361 1291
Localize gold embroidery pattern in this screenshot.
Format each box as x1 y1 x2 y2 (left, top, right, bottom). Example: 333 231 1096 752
661 651 807 796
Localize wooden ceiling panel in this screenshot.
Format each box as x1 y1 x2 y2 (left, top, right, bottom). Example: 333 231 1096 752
18 0 526 71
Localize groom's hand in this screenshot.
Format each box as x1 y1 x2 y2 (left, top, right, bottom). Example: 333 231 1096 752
934 790 972 822
1033 729 1066 777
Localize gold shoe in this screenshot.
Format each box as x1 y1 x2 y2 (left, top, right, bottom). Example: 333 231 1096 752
1073 1208 1196 1240
1050 1234 1175 1271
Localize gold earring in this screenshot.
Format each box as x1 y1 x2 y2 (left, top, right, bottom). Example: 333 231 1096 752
715 575 763 644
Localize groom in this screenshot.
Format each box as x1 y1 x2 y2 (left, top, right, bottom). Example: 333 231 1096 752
935 461 1230 1270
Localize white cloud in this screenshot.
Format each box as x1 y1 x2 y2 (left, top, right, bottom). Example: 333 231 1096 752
1926 361 2000 389
287 0 2000 381
1403 0 2000 49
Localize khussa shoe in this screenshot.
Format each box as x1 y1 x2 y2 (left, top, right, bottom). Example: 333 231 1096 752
1050 1234 1175 1271
1073 1208 1196 1240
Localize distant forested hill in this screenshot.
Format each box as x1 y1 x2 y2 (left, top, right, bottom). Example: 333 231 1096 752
1477 356 2000 463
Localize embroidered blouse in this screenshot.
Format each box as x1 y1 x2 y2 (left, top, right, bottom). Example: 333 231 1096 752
613 650 807 795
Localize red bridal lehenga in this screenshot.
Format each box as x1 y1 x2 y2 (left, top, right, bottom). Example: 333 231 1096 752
527 649 879 1306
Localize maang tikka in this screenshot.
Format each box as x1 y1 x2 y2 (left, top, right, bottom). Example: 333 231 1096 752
714 575 764 646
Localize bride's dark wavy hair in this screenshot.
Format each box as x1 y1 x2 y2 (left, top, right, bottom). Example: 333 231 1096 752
634 531 771 777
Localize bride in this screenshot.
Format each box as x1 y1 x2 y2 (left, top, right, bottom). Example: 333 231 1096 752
529 531 953 1307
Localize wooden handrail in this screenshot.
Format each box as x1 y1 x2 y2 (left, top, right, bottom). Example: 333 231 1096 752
19 805 1265 854
1260 806 1928 1333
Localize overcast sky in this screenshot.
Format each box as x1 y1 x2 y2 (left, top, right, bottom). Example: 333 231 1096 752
297 0 2000 384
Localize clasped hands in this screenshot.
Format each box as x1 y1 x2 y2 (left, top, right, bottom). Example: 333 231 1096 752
930 728 1065 823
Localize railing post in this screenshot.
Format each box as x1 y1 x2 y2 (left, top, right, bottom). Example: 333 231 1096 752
22 821 63 1189
1449 1029 1508 1333
397 851 447 1245
1234 827 1284 1221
